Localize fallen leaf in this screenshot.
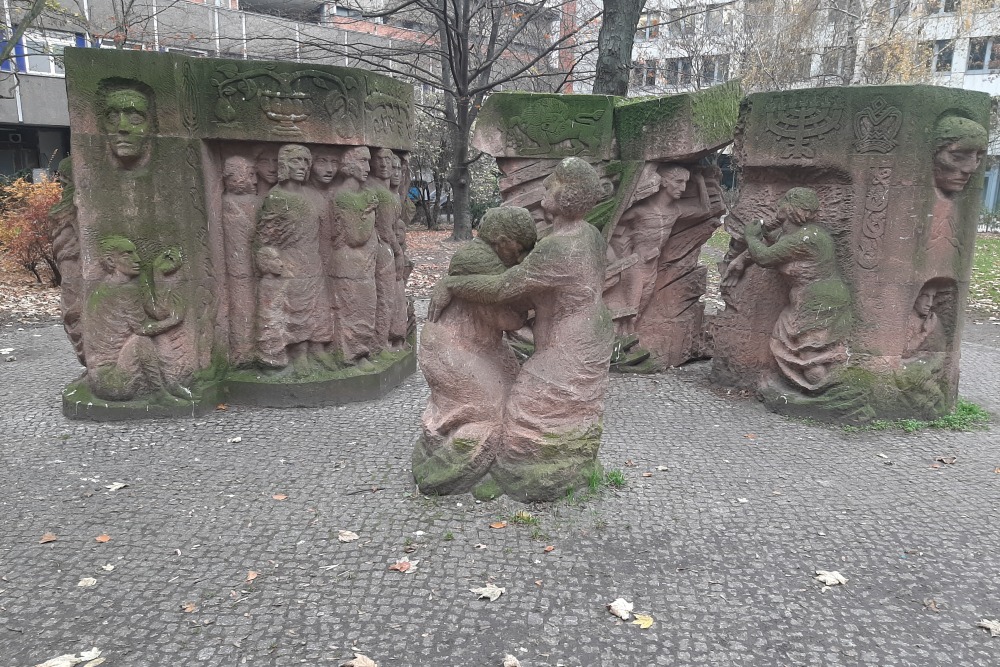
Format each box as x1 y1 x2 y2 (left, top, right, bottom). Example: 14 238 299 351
977 618 1000 637
543 545 555 553
182 601 198 613
502 655 522 667
744 433 756 439
388 556 418 573
83 659 106 667
40 532 58 544
632 613 654 629
246 570 258 583
930 463 941 469
77 577 97 587
923 598 940 612
607 597 633 620
994 467 1000 474
215 403 228 411
655 466 669 472
95 534 111 543
534 580 543 586
34 647 102 667
936 456 957 465
474 543 487 549
641 472 653 478
101 564 115 572
338 530 360 542
815 570 848 587
105 482 128 492
340 653 378 667
227 436 242 443
470 583 505 601
272 493 288 501
489 521 507 529
624 459 636 467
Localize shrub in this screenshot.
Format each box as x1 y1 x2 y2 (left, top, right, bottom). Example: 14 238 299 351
0 175 64 285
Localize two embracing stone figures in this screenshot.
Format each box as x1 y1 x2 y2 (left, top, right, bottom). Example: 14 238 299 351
413 158 614 503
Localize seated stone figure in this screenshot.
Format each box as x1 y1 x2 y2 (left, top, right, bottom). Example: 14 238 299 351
744 187 854 392
84 236 187 403
413 207 537 496
426 158 614 502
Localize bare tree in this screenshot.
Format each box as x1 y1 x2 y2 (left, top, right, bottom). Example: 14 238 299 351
592 0 646 94
323 0 601 240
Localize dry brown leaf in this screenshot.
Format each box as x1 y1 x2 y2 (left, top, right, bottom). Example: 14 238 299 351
641 472 653 478
340 653 378 667
246 570 258 583
39 532 58 544
272 494 288 501
470 583 505 600
534 580 543 586
215 403 228 411
935 456 957 465
543 545 555 553
95 534 111 543
489 521 508 529
338 530 360 542
182 601 198 613
994 467 1000 474
388 556 418 573
930 463 941 469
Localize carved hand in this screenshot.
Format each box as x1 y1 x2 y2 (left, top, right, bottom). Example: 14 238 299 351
427 281 453 323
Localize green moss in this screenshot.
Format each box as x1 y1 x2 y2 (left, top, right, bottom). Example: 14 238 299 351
613 95 686 160
451 437 478 453
690 80 742 146
471 476 501 501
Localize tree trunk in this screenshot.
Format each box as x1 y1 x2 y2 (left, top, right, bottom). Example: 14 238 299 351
449 100 473 241
45 257 62 287
593 0 647 95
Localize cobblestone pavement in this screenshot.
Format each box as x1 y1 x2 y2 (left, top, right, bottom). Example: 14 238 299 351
2 319 999 667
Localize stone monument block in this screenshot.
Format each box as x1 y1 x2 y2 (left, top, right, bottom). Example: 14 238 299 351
712 85 989 422
472 84 739 372
58 48 416 420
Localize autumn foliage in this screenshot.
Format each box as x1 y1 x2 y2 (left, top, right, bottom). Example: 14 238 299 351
0 176 63 286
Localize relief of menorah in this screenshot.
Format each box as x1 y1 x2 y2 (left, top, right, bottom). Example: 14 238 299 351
765 104 843 160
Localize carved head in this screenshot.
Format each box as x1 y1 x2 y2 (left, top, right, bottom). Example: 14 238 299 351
776 187 820 227
540 157 602 222
98 235 141 278
658 165 691 200
479 206 538 267
914 285 937 317
223 155 257 195
932 116 988 196
104 89 151 168
341 146 372 182
370 147 394 181
277 144 312 183
310 147 340 187
390 154 403 190
255 147 280 187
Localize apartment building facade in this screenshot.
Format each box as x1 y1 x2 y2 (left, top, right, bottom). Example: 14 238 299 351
0 0 431 177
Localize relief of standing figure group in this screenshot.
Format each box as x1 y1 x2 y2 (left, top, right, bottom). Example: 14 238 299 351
221 142 413 376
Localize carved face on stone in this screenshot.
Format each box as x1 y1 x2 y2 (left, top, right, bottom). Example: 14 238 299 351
914 287 936 317
775 187 820 228
390 155 402 189
255 149 280 188
371 148 394 180
99 236 141 278
479 206 538 267
223 156 257 195
277 144 312 184
932 116 988 196
311 149 339 186
104 90 151 167
540 157 601 223
659 166 690 200
341 147 372 182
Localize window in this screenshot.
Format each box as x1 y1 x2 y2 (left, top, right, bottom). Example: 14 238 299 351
636 11 661 41
927 40 954 72
967 36 1000 71
22 30 76 75
926 0 958 13
667 8 696 39
631 60 660 87
704 5 725 34
700 54 730 85
663 57 692 86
